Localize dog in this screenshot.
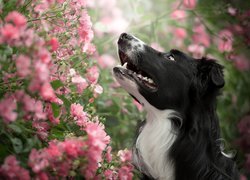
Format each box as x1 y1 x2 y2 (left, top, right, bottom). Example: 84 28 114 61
113 33 239 180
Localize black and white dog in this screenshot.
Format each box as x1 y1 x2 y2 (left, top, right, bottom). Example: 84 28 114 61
113 33 239 180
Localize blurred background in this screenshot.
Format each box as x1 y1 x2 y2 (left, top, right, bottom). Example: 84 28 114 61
89 0 250 178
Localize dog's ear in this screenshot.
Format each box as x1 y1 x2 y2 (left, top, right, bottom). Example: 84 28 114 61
197 59 225 93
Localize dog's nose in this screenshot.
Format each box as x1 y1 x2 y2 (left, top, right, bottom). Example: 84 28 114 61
120 33 133 41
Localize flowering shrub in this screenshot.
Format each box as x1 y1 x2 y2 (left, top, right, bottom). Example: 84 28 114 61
0 0 133 179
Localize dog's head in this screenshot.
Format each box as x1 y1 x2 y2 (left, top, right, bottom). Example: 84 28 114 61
113 33 224 115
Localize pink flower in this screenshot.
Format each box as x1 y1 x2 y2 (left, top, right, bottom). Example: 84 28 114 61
104 169 117 179
70 103 89 127
34 61 50 83
231 55 250 71
192 24 210 47
48 37 59 51
85 121 110 152
78 10 94 44
16 54 31 77
61 139 85 158
29 149 49 173
37 48 51 64
5 11 27 27
218 29 233 52
86 66 99 84
0 24 20 42
0 95 17 123
46 141 63 158
187 44 205 58
97 54 116 69
0 155 30 180
34 100 47 120
118 165 133 180
173 28 187 39
228 7 237 16
171 10 186 20
71 75 89 94
183 0 196 9
40 82 57 102
117 149 132 163
93 84 103 98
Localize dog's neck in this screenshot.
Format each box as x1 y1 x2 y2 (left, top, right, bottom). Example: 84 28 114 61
133 105 179 180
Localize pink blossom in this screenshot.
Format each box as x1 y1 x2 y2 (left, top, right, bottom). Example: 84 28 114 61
0 155 30 180
61 139 85 158
46 141 63 159
33 121 50 140
218 29 233 52
29 149 49 173
118 165 133 180
97 54 116 69
173 28 187 39
117 149 132 163
171 10 186 20
0 95 17 123
82 42 96 54
85 121 110 151
16 54 31 77
231 55 250 71
86 66 99 84
71 103 84 118
93 84 103 98
48 37 59 51
183 0 196 9
70 103 89 127
104 169 117 179
187 44 205 58
22 94 36 112
78 10 94 44
5 11 27 27
0 24 20 43
40 82 57 102
34 61 50 83
192 24 210 47
34 100 47 120
37 48 51 64
72 75 89 94
228 7 237 16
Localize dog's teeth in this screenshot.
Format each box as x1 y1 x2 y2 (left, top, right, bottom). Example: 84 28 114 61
143 77 147 80
123 62 128 68
138 74 142 79
148 78 153 84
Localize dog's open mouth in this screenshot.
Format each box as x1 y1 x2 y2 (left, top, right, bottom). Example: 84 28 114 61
116 50 158 91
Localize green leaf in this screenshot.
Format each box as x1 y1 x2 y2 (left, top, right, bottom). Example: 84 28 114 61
11 138 23 153
8 124 22 134
51 102 60 118
51 80 64 90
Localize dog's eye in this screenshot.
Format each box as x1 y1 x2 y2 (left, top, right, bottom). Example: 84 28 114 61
165 54 175 61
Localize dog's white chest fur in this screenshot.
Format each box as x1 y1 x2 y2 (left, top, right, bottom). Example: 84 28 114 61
133 108 177 180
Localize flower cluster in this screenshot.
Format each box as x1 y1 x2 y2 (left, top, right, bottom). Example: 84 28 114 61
0 0 134 179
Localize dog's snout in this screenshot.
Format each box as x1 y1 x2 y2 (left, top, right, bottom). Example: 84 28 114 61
120 33 133 41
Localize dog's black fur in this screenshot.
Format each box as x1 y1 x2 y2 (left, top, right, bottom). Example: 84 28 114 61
113 33 239 180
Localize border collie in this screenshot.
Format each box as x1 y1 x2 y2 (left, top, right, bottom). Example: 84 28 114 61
113 33 239 180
